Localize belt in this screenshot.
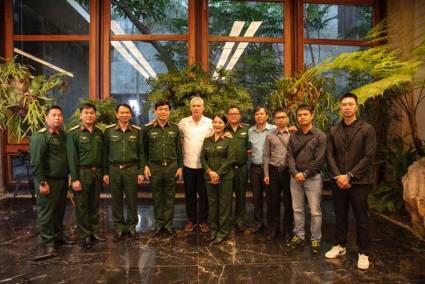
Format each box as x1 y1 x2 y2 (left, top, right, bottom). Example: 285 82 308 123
270 164 287 173
111 162 137 169
79 165 100 170
151 160 176 167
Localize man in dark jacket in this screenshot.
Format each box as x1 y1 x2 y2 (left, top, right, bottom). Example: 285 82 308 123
325 93 377 270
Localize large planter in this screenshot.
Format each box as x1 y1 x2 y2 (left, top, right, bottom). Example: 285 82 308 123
402 157 425 237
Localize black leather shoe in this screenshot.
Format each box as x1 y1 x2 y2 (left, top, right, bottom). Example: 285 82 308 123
81 237 92 249
252 224 264 233
46 245 58 256
267 230 279 241
91 234 106 243
129 230 139 240
152 228 163 238
113 231 124 243
56 237 75 246
206 234 216 242
164 229 177 238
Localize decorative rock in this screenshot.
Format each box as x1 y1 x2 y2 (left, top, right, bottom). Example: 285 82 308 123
402 157 425 237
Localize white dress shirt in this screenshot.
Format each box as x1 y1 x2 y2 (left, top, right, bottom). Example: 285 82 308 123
178 115 213 169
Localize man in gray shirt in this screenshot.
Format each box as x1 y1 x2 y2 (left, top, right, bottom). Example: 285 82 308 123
286 104 326 254
263 108 293 241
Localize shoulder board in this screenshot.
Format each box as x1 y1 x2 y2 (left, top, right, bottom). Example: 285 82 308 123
67 125 80 132
105 124 116 129
241 123 250 128
169 121 178 126
144 120 155 127
224 132 233 139
131 124 141 130
38 127 47 133
94 125 103 131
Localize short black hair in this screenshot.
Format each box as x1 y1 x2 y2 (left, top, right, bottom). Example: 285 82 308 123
115 103 132 113
46 105 63 115
296 104 314 115
254 106 269 115
227 106 241 113
154 100 171 110
212 113 228 124
339 93 358 103
80 103 97 112
273 107 288 117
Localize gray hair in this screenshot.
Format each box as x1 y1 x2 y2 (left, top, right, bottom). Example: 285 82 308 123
190 96 204 106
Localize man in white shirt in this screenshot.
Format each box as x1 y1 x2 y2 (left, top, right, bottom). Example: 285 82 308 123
178 97 213 233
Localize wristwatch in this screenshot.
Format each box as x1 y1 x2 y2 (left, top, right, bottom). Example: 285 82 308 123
346 172 354 180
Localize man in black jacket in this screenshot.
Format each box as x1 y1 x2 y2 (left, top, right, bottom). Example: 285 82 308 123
325 93 377 270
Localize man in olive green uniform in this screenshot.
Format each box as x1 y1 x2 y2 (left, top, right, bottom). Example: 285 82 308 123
103 103 144 242
142 100 183 238
225 106 250 233
67 103 106 249
201 114 235 246
30 105 74 258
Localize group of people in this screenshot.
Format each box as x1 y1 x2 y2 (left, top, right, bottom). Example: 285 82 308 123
29 93 376 270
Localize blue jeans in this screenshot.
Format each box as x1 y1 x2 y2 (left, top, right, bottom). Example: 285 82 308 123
290 174 322 241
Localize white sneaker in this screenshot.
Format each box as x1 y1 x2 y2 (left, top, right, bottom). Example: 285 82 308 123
357 253 370 270
325 245 346 259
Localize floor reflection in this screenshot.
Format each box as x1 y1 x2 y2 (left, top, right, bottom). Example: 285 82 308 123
0 198 424 283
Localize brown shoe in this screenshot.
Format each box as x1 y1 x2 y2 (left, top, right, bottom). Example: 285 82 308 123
199 223 209 233
184 222 197 232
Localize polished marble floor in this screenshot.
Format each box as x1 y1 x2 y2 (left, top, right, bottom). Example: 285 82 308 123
0 198 424 283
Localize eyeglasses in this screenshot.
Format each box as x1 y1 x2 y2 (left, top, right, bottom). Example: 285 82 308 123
341 103 356 107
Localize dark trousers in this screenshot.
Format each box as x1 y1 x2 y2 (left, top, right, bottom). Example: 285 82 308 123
269 165 293 235
332 183 371 254
232 164 247 226
183 166 208 224
74 168 102 239
250 164 271 226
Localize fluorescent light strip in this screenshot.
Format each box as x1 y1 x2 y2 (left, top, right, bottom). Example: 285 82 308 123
67 0 156 79
225 21 262 71
111 41 150 78
111 21 157 78
212 21 245 79
14 48 74 77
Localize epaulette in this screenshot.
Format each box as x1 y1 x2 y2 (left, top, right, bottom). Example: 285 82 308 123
131 124 141 130
144 119 155 127
94 125 103 131
241 123 250 128
105 124 116 129
169 121 178 126
67 125 80 132
224 132 233 139
38 127 47 133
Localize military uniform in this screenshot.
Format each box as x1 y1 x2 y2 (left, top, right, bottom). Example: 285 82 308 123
225 124 250 228
67 124 104 240
142 120 182 233
30 127 68 247
201 134 235 241
104 124 143 235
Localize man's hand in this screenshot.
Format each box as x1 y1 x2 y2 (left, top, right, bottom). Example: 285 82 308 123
289 125 297 133
335 175 351 189
294 173 305 183
176 168 183 180
208 171 220 184
103 175 110 185
144 166 151 180
39 182 50 195
263 176 270 185
137 175 144 184
72 180 82 192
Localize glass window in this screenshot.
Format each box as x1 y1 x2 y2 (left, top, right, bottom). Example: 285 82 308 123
13 0 90 35
304 4 372 40
304 44 367 67
14 41 89 121
111 0 188 35
209 1 284 37
110 41 188 125
209 42 283 110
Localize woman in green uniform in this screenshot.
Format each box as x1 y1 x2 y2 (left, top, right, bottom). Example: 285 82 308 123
201 114 235 246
